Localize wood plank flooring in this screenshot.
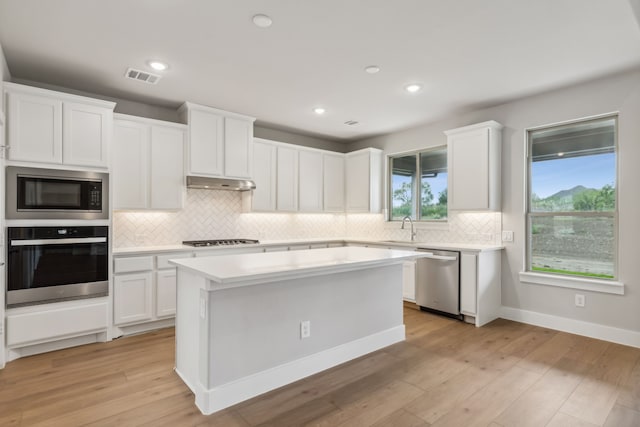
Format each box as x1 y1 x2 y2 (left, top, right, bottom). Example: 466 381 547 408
1 304 639 426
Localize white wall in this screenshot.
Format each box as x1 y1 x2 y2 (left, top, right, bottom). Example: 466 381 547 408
350 68 640 335
0 41 10 368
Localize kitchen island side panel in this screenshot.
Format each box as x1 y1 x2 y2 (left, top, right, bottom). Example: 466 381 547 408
207 264 403 387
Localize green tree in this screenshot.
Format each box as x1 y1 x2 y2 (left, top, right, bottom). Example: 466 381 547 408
573 185 615 211
438 188 447 206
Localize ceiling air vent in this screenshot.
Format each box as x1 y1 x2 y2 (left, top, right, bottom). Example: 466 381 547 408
344 120 359 126
124 68 161 84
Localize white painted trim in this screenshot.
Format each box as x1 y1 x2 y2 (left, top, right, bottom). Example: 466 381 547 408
190 325 405 415
500 306 640 349
519 271 624 295
6 333 102 362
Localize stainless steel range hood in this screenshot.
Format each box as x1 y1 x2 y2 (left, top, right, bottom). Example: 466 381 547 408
186 176 256 191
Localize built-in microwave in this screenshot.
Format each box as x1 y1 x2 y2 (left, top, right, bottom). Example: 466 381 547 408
6 166 109 220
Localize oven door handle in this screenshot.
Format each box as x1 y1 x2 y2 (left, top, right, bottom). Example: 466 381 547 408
10 237 107 246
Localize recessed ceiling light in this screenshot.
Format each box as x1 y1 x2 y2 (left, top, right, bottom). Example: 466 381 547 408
558 152 565 157
313 107 326 115
148 61 168 71
252 14 273 28
365 65 380 74
405 83 422 93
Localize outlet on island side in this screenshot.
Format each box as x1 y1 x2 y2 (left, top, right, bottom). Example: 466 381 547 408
575 294 586 308
300 320 311 339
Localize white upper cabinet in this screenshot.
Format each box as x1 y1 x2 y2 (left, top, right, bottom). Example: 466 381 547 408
185 107 223 176
113 114 185 210
63 102 111 167
113 120 149 209
150 126 185 209
276 145 299 211
247 138 277 212
179 102 255 180
224 117 253 179
345 148 383 213
323 153 345 212
446 121 503 211
298 149 323 212
4 82 114 167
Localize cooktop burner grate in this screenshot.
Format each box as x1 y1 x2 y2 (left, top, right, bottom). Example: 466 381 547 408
182 239 260 247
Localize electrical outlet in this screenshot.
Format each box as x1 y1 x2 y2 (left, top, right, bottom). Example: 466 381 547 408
575 294 586 307
300 320 311 339
502 231 514 242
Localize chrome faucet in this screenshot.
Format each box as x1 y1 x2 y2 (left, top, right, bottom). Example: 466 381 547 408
401 215 417 242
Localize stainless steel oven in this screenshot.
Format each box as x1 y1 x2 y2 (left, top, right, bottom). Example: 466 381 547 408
6 166 108 220
7 226 109 307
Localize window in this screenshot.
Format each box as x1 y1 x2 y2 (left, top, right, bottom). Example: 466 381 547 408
389 147 447 221
526 115 617 280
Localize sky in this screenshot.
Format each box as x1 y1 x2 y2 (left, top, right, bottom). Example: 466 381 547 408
531 153 615 199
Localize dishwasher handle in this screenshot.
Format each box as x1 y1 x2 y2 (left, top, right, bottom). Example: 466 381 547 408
424 254 458 261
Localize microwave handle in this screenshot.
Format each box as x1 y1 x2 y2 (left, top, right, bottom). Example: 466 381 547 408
10 237 107 246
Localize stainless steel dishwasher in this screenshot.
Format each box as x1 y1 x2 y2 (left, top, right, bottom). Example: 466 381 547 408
415 248 462 319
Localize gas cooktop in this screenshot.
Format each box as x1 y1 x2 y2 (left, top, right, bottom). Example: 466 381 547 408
182 239 260 247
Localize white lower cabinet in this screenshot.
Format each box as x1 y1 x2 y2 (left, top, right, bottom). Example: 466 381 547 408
156 270 177 318
113 272 153 325
113 252 193 329
460 250 501 327
402 261 416 302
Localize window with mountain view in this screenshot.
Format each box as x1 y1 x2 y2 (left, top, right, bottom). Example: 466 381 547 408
389 147 447 221
527 115 617 279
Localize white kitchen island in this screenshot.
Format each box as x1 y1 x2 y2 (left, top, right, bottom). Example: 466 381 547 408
169 246 428 415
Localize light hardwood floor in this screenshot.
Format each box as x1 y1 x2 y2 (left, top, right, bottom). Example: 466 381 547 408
1 305 639 426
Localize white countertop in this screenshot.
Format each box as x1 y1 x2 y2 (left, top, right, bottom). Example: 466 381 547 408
169 246 430 288
113 238 502 256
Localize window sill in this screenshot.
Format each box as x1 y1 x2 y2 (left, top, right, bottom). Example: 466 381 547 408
519 271 624 295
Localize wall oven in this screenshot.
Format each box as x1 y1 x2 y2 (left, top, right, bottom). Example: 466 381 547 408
7 226 108 307
6 166 109 220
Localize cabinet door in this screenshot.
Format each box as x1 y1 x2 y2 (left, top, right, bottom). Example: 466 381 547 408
345 151 370 212
448 128 490 210
460 253 478 316
402 261 416 302
113 120 149 209
7 92 63 164
298 150 323 212
224 117 253 179
62 102 111 167
188 108 223 176
150 125 184 209
323 153 345 212
114 272 153 325
251 140 277 211
276 146 298 211
156 269 177 318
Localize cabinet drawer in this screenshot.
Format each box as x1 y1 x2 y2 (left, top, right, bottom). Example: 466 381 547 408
156 252 192 269
114 256 153 273
7 301 108 347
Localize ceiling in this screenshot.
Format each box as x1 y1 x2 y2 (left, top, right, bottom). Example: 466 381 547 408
0 0 639 142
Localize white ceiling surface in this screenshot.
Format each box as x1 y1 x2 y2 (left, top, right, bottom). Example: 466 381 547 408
0 1 639 142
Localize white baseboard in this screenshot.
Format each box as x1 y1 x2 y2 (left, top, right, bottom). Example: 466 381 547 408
185 325 405 415
500 306 640 349
7 333 101 362
113 318 175 338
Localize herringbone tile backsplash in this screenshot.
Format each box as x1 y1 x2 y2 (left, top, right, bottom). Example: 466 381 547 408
113 189 500 247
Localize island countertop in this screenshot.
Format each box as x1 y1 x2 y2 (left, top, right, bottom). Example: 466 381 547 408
169 246 429 289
